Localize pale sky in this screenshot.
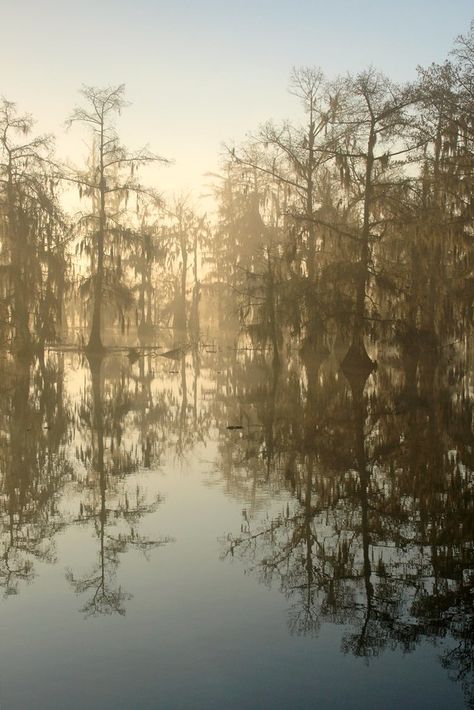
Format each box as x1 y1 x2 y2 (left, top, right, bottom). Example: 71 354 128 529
1 0 473 202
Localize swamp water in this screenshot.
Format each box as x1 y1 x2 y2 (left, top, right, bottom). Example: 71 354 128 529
0 338 472 709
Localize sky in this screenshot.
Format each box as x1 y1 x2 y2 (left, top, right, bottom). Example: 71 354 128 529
1 0 473 202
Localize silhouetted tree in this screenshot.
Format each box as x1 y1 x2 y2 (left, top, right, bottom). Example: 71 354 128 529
67 84 167 352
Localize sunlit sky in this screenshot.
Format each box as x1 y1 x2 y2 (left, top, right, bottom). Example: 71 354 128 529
1 1 473 202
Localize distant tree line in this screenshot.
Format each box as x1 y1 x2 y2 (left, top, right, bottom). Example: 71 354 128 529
0 21 472 360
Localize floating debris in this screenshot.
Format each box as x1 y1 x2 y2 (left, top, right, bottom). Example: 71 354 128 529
127 348 140 363
160 344 192 360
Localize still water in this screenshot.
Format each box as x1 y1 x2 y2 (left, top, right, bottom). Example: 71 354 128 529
0 338 472 709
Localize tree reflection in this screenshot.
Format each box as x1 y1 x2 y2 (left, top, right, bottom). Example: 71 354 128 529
0 327 470 701
0 348 180 614
66 353 172 617
0 353 71 595
222 337 473 705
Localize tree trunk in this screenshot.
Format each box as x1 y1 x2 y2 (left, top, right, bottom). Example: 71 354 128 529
87 123 106 353
343 121 376 373
7 160 32 357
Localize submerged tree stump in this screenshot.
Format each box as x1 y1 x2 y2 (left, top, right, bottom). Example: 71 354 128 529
341 340 376 386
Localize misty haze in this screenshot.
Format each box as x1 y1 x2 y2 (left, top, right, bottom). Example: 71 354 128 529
0 3 473 709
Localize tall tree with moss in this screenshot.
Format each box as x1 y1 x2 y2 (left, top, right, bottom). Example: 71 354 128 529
0 99 66 355
68 84 167 353
328 69 419 370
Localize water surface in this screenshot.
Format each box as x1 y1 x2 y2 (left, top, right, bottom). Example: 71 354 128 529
0 339 472 709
